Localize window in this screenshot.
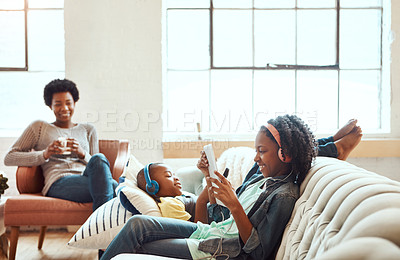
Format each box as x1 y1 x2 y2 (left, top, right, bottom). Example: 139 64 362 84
163 0 391 139
0 0 65 136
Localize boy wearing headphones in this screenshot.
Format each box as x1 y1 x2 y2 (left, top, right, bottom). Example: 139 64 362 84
136 163 197 222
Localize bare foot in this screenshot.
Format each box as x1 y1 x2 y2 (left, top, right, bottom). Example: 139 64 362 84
333 119 358 141
335 126 363 160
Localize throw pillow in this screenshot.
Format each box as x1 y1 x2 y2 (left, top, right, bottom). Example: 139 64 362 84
68 197 133 249
68 153 162 249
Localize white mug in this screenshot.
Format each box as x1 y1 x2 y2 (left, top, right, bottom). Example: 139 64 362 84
58 137 71 155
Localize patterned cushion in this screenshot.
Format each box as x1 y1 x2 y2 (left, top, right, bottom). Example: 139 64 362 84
68 197 133 249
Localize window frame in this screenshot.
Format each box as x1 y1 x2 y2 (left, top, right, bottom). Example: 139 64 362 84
0 0 65 137
165 0 390 139
0 0 64 71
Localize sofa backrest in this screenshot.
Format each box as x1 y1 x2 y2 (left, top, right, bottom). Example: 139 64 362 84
276 157 400 259
216 146 255 189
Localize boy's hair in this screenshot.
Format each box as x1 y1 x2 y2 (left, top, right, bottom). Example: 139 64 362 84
260 114 317 185
43 79 80 107
137 163 163 197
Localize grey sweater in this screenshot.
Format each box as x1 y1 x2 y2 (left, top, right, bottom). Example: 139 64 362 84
4 120 98 195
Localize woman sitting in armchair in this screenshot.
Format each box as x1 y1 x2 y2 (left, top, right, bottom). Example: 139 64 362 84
4 79 117 211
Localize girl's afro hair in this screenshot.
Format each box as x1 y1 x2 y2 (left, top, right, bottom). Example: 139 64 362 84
261 114 318 184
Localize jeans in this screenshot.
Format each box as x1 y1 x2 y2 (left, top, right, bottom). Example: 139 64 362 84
46 153 118 211
100 215 197 260
317 136 338 158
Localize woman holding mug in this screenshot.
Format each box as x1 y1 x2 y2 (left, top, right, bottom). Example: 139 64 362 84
4 79 117 211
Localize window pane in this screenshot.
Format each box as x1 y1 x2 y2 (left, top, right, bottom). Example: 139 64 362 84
28 0 64 8
0 0 24 9
254 0 295 8
28 10 65 71
167 10 209 70
254 10 295 66
166 0 209 8
0 11 25 68
0 72 64 133
297 10 336 65
254 70 295 128
341 0 382 8
340 10 381 69
297 0 335 8
297 71 338 132
339 70 380 130
210 70 252 133
164 71 209 133
212 0 252 8
213 10 252 67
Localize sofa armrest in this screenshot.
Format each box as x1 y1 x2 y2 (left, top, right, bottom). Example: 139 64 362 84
99 139 130 181
16 166 44 194
175 166 204 196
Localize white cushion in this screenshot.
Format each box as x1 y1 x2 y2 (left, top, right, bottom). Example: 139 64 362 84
68 197 133 249
121 153 144 183
117 178 162 217
68 153 161 249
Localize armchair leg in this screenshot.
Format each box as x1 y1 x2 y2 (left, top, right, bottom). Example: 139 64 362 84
9 226 19 260
38 226 47 249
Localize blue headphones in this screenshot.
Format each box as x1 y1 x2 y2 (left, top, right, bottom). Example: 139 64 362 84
144 163 159 195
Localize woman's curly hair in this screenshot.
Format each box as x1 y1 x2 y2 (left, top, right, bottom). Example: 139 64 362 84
43 79 79 107
261 114 317 185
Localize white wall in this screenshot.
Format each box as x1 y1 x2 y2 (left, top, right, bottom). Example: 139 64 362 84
64 0 163 163
1 0 399 197
390 1 400 135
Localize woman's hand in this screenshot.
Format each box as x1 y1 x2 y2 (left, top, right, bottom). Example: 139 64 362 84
197 151 210 177
67 138 85 159
208 170 239 210
43 140 65 159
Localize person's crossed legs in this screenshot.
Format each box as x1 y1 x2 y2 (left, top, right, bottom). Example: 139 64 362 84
318 119 362 161
334 123 363 160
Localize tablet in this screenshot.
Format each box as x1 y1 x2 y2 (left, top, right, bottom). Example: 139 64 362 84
203 144 225 206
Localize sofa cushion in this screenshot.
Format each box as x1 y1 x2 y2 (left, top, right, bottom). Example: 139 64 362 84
4 194 92 226
116 153 162 216
216 146 255 189
316 237 400 259
277 157 400 259
68 153 163 249
174 166 204 196
68 197 132 249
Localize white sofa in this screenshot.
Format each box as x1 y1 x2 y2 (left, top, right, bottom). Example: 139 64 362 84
113 149 400 259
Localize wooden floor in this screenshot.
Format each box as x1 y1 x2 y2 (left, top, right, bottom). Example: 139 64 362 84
4 230 98 260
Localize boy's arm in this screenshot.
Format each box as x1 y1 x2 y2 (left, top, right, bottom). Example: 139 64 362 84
194 186 210 223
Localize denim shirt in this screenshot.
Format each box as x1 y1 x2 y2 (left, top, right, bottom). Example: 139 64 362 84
200 163 299 259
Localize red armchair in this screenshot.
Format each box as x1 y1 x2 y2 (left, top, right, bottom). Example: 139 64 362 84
4 139 129 260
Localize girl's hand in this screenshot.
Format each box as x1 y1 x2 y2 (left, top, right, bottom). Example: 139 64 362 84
208 170 239 210
67 138 85 159
43 139 64 159
197 151 218 204
197 151 210 177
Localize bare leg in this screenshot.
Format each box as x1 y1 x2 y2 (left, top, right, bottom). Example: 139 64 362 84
333 119 358 141
335 126 363 160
